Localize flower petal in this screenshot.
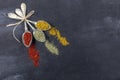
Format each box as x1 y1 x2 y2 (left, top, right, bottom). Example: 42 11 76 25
15 8 23 17
26 10 35 18
21 3 26 16
6 21 22 27
8 13 22 20
33 29 46 42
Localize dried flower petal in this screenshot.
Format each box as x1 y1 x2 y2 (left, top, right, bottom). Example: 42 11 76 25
21 3 26 16
8 13 22 20
33 29 46 42
15 8 23 17
22 31 32 47
26 10 35 18
35 20 51 31
45 40 59 55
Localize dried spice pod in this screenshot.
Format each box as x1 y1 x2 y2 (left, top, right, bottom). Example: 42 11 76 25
35 20 51 31
45 40 59 55
33 29 46 42
28 43 40 67
22 31 32 47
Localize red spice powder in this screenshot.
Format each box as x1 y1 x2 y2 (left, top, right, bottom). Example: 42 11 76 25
28 44 40 67
23 31 32 47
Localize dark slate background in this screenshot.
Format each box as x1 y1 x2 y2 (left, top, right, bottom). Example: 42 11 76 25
0 0 120 80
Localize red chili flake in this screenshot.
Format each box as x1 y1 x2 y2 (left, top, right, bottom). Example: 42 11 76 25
22 31 32 47
28 44 40 67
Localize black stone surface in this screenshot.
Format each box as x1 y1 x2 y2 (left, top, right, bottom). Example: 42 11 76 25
0 0 120 80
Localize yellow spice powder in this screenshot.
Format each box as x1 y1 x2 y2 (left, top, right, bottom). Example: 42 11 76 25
48 27 69 46
36 20 51 31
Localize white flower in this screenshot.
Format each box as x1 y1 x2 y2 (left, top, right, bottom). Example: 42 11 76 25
7 3 36 42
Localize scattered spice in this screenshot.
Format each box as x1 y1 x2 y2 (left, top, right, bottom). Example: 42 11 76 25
48 27 69 46
28 43 40 67
48 27 57 36
56 31 69 46
45 40 59 55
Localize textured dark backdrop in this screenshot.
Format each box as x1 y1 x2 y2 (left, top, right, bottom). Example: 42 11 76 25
0 0 120 80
